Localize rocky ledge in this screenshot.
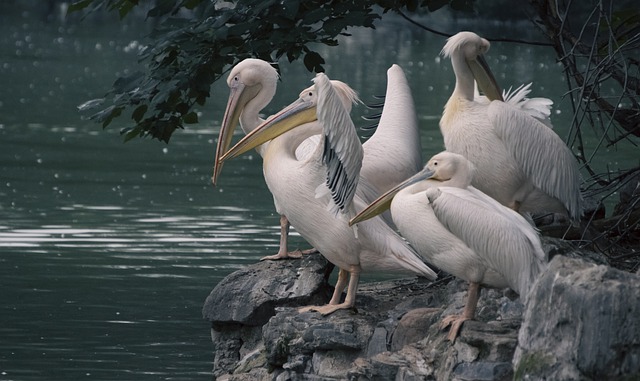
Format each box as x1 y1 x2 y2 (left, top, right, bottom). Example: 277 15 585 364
202 237 640 380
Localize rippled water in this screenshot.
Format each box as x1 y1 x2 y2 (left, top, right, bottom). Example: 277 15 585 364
1 4 636 380
0 121 292 379
0 6 291 378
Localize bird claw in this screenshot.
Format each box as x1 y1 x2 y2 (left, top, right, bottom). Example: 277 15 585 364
298 303 351 315
440 314 471 342
260 250 302 261
260 247 318 261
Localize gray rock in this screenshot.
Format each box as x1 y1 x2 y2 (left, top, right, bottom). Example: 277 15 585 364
390 307 441 351
262 307 376 375
202 254 331 327
513 255 640 380
541 236 609 265
204 242 639 380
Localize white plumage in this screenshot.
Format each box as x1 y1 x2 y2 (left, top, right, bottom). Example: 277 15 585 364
350 151 547 341
220 72 437 315
213 60 423 259
440 31 583 223
212 58 320 260
360 64 422 194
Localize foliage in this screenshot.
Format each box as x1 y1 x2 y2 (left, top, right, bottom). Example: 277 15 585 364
70 0 468 143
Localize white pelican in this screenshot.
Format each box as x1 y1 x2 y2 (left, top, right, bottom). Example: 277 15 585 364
440 31 583 223
219 72 437 315
212 58 320 260
350 151 547 341
212 60 422 260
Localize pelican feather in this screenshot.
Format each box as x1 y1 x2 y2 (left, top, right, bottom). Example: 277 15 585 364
314 74 363 218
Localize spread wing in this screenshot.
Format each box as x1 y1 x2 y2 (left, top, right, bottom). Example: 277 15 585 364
313 73 364 217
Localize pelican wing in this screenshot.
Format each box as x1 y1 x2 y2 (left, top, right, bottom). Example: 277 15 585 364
361 65 422 193
489 101 583 221
475 82 553 128
502 83 553 128
426 186 546 297
314 73 364 216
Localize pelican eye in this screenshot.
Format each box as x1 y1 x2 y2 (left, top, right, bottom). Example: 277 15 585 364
308 92 313 97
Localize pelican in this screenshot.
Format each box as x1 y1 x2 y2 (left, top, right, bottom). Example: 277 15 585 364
350 151 547 341
219 72 437 315
212 58 320 260
440 31 583 223
212 60 422 260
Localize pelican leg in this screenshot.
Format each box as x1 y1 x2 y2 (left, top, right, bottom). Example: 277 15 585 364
261 215 318 260
299 265 361 315
440 282 481 342
328 268 349 304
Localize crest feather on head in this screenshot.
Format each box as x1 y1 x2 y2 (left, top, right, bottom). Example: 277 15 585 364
441 31 485 58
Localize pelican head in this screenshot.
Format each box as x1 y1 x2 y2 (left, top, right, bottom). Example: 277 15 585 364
423 151 475 188
441 31 503 102
219 77 359 162
349 151 474 226
212 59 279 185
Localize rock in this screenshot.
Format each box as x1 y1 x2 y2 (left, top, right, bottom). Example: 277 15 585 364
202 254 332 327
202 253 332 379
390 307 441 351
513 255 640 380
541 236 609 265
262 308 377 379
203 243 639 380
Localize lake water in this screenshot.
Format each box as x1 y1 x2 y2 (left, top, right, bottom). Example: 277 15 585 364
0 4 634 381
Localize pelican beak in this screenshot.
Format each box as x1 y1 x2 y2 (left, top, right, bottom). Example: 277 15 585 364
469 54 503 102
349 167 436 226
220 97 317 161
211 82 261 186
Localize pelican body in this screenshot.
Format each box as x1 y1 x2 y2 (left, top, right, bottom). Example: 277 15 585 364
350 151 547 341
213 60 422 260
220 73 437 314
440 31 583 223
212 58 320 260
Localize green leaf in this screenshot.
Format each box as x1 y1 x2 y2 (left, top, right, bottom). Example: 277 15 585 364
147 0 177 18
132 104 147 122
182 0 204 10
303 51 325 73
405 0 419 12
424 0 450 12
112 71 145 93
90 105 123 129
122 125 143 142
183 111 199 124
67 0 94 14
281 0 300 20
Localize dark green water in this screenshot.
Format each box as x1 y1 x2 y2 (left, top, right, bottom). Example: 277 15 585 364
0 4 635 380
